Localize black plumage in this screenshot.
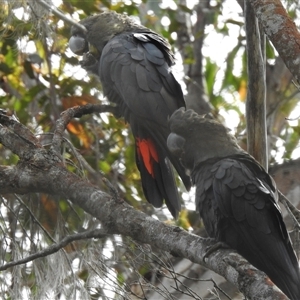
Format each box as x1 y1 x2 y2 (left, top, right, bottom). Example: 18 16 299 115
167 108 300 299
69 11 191 218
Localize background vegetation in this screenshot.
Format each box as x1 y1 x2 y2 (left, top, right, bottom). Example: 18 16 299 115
0 0 300 299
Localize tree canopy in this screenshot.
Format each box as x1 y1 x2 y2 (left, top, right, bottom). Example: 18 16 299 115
0 0 300 299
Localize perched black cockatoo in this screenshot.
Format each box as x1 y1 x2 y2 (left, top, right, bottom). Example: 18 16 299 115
167 108 300 299
69 11 191 218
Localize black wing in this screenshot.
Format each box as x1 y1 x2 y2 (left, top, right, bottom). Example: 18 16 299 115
194 156 300 299
98 32 191 217
99 32 190 182
99 32 184 125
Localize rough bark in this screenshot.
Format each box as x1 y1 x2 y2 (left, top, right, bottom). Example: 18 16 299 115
249 0 300 85
0 109 287 300
245 0 268 170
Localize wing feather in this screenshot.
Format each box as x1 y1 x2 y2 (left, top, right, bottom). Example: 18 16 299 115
194 156 300 299
98 31 191 214
99 33 185 122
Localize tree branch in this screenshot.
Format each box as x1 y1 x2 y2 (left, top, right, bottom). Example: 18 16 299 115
178 2 212 114
245 1 268 170
51 103 119 153
0 112 288 299
249 0 300 84
0 228 107 271
35 0 87 33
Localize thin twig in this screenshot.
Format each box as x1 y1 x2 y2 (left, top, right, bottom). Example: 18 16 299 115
278 191 300 228
51 104 118 154
139 242 231 300
15 194 56 242
102 178 122 203
0 228 107 271
35 0 87 33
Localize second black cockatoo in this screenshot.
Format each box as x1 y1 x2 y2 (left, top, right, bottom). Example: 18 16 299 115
69 11 191 218
167 108 300 299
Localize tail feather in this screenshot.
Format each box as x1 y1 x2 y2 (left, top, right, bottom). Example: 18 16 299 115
144 122 191 192
135 140 181 218
134 131 182 218
231 222 300 299
131 118 191 218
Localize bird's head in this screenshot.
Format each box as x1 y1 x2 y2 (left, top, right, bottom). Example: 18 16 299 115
69 11 145 73
167 108 243 172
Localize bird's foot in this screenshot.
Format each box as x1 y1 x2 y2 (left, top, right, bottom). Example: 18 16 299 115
203 240 230 262
80 52 99 72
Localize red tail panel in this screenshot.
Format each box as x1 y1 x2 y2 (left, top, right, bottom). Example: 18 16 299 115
136 138 159 177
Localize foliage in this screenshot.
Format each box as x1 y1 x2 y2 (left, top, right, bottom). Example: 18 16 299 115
0 0 300 299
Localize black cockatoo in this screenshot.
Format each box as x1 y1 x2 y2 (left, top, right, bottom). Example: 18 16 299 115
69 11 191 218
167 108 300 299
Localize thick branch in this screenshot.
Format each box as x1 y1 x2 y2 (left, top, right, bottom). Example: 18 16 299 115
245 1 268 170
249 0 300 84
0 114 287 299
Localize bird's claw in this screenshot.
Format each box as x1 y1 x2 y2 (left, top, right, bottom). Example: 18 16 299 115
80 52 98 71
203 240 229 262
